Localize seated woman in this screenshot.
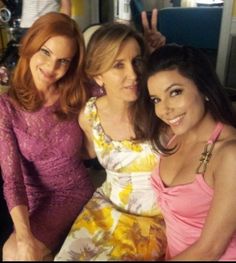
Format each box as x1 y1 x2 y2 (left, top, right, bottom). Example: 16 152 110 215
137 44 236 260
0 12 94 261
55 22 167 261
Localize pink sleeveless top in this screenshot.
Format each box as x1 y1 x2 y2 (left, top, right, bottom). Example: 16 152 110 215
151 123 236 260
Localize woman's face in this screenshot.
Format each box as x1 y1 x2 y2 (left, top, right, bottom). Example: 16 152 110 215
96 37 142 103
147 69 206 135
30 35 76 90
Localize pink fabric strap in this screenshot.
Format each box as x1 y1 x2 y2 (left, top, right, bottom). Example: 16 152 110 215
207 122 224 144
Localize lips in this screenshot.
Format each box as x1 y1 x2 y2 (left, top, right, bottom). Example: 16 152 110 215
39 68 55 82
124 82 139 93
167 113 185 126
125 83 137 90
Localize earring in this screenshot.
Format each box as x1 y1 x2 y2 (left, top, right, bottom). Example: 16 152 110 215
99 85 105 96
205 96 209 102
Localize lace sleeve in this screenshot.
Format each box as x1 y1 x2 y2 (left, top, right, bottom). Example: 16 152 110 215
0 95 28 211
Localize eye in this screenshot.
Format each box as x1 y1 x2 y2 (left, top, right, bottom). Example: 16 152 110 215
132 56 143 67
133 57 143 72
59 58 71 66
113 61 124 69
170 88 182 97
150 96 160 104
40 48 50 56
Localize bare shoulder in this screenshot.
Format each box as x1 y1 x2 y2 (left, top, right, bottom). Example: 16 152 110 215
217 139 236 163
94 95 107 111
213 125 236 179
78 105 88 129
217 125 236 155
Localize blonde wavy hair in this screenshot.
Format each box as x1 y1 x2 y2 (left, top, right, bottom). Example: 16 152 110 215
86 22 148 78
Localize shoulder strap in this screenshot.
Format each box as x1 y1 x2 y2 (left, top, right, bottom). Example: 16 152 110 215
196 122 224 174
84 97 97 125
207 122 224 144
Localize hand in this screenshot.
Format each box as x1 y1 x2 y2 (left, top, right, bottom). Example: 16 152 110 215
16 234 45 261
0 66 9 85
141 8 166 53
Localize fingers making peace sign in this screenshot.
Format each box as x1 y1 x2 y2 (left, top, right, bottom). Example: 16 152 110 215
141 8 166 53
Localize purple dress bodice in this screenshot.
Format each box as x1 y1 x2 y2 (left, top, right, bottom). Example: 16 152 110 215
0 93 94 253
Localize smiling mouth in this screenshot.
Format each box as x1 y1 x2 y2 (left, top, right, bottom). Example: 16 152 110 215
167 114 185 126
125 84 137 90
40 68 55 81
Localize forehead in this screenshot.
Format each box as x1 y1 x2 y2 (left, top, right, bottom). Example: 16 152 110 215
42 35 76 58
148 69 198 92
116 38 141 59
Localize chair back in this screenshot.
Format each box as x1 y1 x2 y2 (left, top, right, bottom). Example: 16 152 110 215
158 7 223 50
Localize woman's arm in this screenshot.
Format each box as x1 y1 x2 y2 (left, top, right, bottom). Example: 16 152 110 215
171 141 236 260
60 0 72 17
78 108 96 159
10 206 43 260
0 97 42 260
141 8 166 53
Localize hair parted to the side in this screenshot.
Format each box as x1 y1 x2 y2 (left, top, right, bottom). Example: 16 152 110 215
85 22 148 139
86 22 148 78
8 12 89 119
135 44 236 154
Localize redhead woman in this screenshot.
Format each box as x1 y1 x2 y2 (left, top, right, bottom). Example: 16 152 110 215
0 12 94 260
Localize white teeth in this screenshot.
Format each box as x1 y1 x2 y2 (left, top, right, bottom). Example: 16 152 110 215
168 115 183 125
126 86 135 89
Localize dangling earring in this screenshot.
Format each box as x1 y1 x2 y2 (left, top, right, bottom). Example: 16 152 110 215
205 96 209 102
99 85 105 96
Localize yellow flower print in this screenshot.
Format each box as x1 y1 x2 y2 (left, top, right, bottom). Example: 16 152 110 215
122 140 142 152
121 154 158 173
119 183 132 205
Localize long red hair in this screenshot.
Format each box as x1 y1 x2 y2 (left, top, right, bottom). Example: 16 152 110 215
9 12 89 119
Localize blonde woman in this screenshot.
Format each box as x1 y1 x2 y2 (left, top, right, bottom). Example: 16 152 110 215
55 22 167 261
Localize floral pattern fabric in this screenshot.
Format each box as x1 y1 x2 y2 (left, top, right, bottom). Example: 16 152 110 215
55 97 166 261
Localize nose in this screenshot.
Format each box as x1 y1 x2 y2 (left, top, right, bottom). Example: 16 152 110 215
156 99 173 118
46 59 58 74
126 63 137 80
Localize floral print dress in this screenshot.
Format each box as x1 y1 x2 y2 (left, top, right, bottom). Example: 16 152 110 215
55 97 166 261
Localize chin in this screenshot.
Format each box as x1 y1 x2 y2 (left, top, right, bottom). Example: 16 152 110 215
127 96 138 103
169 125 187 136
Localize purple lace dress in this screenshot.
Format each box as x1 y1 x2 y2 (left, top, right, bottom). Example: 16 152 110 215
0 93 94 253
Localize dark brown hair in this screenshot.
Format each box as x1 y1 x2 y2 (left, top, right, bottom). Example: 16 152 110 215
135 44 236 154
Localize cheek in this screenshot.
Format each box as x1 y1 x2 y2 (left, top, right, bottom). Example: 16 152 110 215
191 94 205 110
29 57 37 75
30 54 43 69
196 100 206 117
154 105 163 119
58 66 69 77
177 94 196 109
187 95 206 120
104 74 123 90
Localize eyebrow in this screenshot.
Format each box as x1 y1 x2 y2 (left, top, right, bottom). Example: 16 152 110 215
115 54 142 62
149 83 183 97
164 83 183 93
42 45 73 60
114 58 124 62
42 45 52 54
